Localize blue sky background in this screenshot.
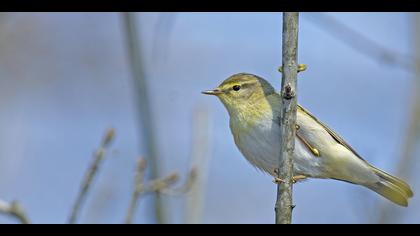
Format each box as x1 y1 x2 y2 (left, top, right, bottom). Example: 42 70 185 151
0 12 418 224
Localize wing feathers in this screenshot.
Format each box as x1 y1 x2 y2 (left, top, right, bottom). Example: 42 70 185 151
297 105 366 162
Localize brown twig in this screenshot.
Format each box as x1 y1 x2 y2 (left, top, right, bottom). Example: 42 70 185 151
158 169 197 196
125 158 147 224
275 12 300 224
125 157 198 224
124 158 179 224
147 173 179 193
67 128 115 224
0 199 30 224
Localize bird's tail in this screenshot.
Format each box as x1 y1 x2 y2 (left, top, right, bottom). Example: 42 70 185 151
365 166 413 207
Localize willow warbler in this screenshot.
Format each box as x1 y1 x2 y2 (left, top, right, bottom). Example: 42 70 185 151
202 73 413 206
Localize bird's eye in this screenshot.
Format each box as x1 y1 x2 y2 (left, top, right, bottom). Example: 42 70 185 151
232 85 241 91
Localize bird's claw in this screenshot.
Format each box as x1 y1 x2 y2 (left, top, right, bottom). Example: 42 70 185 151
273 177 286 184
292 175 307 183
278 64 307 73
272 174 307 184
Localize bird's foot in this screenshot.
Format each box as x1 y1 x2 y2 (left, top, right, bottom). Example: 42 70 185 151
273 177 286 184
272 172 307 184
292 175 307 183
278 64 307 73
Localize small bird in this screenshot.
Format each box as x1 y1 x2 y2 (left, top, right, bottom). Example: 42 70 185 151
202 73 413 206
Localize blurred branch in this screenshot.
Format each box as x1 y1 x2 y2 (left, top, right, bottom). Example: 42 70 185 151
125 158 147 224
147 173 179 193
125 157 197 224
185 106 212 224
304 13 416 71
377 13 420 224
275 12 299 224
159 168 196 196
0 199 30 224
121 12 164 224
126 106 211 224
68 128 115 224
152 13 177 63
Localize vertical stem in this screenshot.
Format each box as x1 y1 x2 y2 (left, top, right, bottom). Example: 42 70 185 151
125 158 147 224
185 106 212 224
121 13 165 224
275 12 299 224
377 12 420 224
68 128 115 224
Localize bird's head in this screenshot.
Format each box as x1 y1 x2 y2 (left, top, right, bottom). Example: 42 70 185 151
202 73 276 117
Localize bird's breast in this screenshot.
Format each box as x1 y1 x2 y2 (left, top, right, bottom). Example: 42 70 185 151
229 113 326 178
230 116 282 175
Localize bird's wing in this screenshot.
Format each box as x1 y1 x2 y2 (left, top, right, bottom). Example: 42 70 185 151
297 105 366 162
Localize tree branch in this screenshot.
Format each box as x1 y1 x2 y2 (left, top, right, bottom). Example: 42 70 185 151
125 157 197 224
275 12 300 224
0 199 30 224
67 128 115 224
125 158 147 224
121 12 164 224
304 13 415 72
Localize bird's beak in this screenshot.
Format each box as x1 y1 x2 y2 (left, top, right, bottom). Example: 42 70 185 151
201 88 223 96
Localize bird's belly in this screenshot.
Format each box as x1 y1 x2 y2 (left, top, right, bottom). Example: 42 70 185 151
233 121 325 178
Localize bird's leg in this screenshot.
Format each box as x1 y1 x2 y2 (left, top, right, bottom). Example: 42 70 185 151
297 64 307 72
295 124 321 157
272 176 307 184
273 168 285 184
273 169 307 184
292 175 307 183
278 64 307 73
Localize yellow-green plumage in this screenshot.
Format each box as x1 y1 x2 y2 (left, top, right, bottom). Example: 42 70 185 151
203 73 413 207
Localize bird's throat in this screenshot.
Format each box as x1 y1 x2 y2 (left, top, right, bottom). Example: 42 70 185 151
228 96 278 133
